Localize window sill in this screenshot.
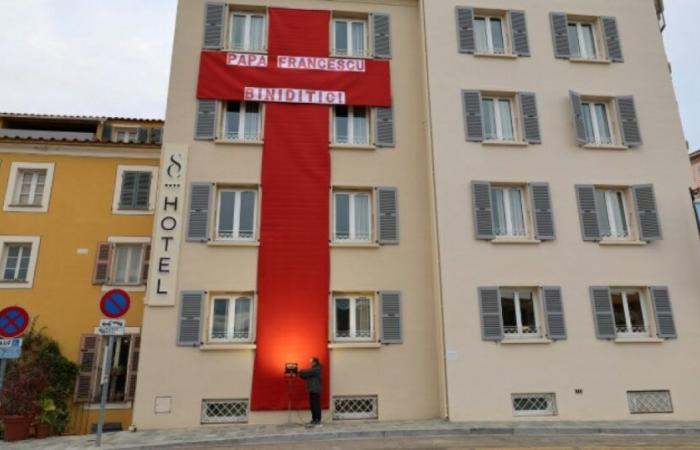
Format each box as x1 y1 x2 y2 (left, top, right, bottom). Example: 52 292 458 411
614 336 664 344
200 343 256 351
112 208 155 216
482 140 529 148
208 240 260 248
491 238 541 245
330 242 380 249
214 139 264 146
570 57 612 65
599 240 647 247
0 280 32 289
101 284 145 292
83 401 132 411
582 143 628 151
473 52 519 60
224 49 268 54
329 143 376 151
3 205 48 213
500 338 552 345
329 342 381 349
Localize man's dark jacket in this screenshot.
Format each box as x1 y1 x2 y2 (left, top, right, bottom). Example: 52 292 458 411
299 364 322 394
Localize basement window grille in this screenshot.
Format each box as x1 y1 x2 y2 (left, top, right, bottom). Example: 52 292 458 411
511 393 557 416
201 399 248 424
332 395 378 420
627 390 673 414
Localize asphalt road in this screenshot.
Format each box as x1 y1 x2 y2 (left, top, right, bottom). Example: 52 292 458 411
179 434 700 450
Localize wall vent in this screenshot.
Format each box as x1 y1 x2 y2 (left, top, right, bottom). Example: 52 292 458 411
511 393 557 416
332 395 378 420
627 390 673 414
201 399 248 424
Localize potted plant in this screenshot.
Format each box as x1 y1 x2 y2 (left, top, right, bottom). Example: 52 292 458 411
0 361 48 441
35 397 57 438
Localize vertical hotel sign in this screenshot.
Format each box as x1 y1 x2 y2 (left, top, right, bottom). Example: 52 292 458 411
146 144 188 306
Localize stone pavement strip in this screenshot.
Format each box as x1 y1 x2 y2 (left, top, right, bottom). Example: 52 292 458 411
6 420 700 450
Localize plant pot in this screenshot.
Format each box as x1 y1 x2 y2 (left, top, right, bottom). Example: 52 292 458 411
3 415 31 442
35 422 52 439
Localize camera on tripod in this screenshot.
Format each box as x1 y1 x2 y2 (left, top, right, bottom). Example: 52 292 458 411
284 362 298 377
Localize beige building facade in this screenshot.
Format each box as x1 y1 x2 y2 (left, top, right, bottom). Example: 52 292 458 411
134 0 700 428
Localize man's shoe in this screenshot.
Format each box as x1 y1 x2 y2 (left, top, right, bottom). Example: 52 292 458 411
313 422 323 428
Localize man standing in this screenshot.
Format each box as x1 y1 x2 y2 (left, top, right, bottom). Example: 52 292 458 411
299 357 322 427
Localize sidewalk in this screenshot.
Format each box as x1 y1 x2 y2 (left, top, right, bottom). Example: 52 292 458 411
6 419 700 450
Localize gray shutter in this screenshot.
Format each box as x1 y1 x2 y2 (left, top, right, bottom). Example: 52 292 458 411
135 172 152 209
632 184 662 241
616 96 642 147
119 171 137 209
372 13 391 59
530 183 555 240
462 90 483 142
570 90 588 144
550 13 570 59
543 286 566 340
509 10 530 57
150 127 163 145
478 287 503 341
177 291 204 346
375 105 395 147
590 286 616 339
519 92 541 144
380 291 402 344
471 181 494 240
102 123 113 142
650 286 677 339
456 7 475 54
137 127 149 144
575 185 601 241
187 183 212 242
194 100 217 140
377 187 399 244
602 17 624 62
203 3 226 50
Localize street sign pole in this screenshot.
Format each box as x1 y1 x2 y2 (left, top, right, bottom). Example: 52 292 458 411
0 359 6 391
95 334 115 447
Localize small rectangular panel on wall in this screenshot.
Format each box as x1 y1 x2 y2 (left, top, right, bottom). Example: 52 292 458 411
146 144 189 307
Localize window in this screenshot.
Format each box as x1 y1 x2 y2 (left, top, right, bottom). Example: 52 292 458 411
209 295 253 342
512 393 557 417
216 188 257 241
333 295 374 341
611 290 648 336
332 396 378 420
201 399 249 423
500 289 539 338
223 101 262 141
491 186 527 238
333 19 366 57
627 391 673 414
333 106 369 145
568 21 597 59
112 245 144 286
113 166 157 214
474 15 505 54
694 201 700 227
581 101 613 145
4 162 55 212
113 128 138 144
595 189 629 239
229 12 266 52
2 243 31 282
333 191 372 243
482 97 516 141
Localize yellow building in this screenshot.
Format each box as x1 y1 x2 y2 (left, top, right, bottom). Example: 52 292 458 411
0 113 161 434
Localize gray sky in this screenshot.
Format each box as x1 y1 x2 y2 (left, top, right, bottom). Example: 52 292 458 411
0 0 698 150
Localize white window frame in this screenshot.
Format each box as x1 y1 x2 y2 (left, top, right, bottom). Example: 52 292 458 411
474 15 507 54
222 101 263 142
112 126 140 144
207 294 255 343
491 186 529 238
482 96 517 142
332 106 371 146
569 21 598 60
332 294 375 342
611 289 649 337
3 162 55 213
112 165 158 215
500 288 540 338
597 188 630 240
215 188 258 242
103 236 150 292
332 18 368 58
332 190 373 243
228 11 267 52
0 236 40 289
582 101 615 145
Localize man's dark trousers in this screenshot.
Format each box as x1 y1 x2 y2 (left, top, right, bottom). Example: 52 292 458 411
309 393 321 423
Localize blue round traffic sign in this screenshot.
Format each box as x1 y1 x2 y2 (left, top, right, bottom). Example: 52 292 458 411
0 306 29 338
100 289 131 319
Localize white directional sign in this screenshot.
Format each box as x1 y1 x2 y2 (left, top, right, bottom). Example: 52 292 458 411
98 319 125 336
0 338 22 359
